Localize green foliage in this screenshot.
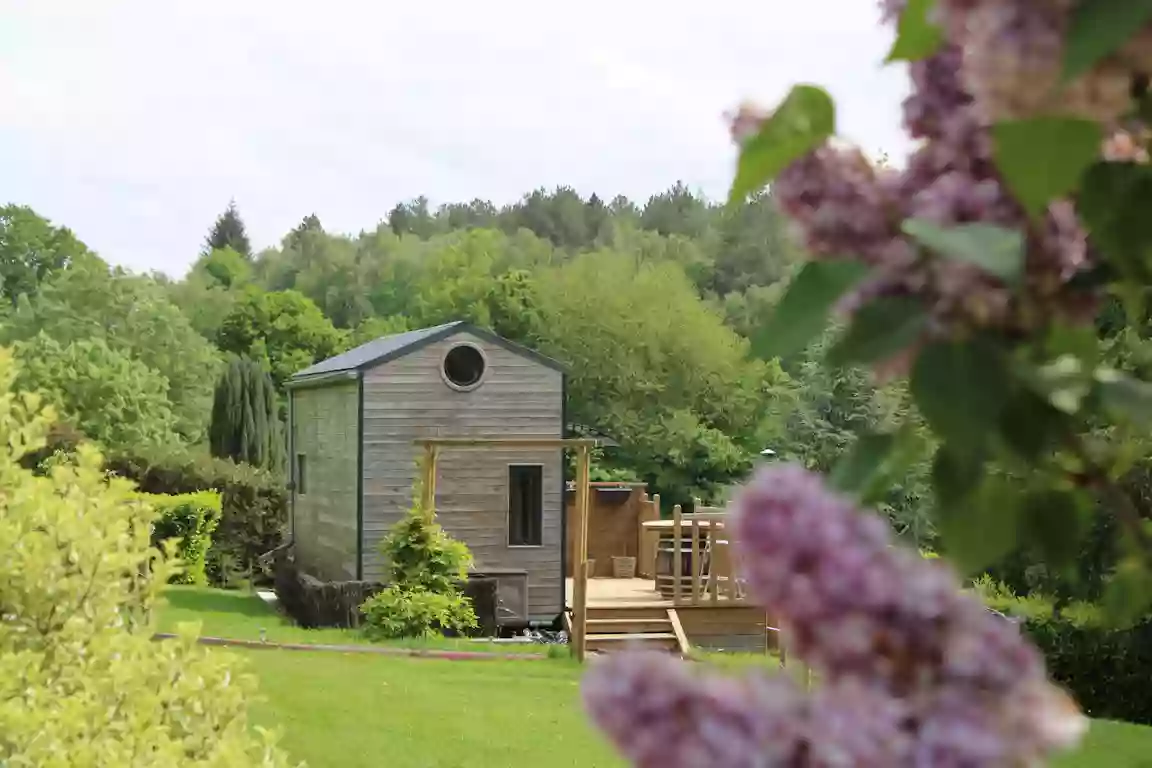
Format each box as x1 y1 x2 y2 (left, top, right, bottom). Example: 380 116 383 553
144 490 223 585
1 260 222 442
209 357 285 471
204 200 252 259
729 85 836 204
0 204 93 306
216 288 345 388
362 497 477 639
0 348 290 766
13 332 181 452
199 246 253 288
1062 0 1152 81
379 503 473 593
901 220 1024 283
991 117 1103 216
106 448 288 588
360 586 477 640
751 259 869 359
827 297 929 366
980 585 1152 726
885 0 943 63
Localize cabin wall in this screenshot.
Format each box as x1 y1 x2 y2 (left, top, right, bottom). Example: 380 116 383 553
361 331 564 619
291 381 360 581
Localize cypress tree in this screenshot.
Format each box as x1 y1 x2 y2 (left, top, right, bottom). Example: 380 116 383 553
208 358 284 471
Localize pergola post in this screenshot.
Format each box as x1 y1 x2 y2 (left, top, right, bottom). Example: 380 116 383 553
571 443 591 661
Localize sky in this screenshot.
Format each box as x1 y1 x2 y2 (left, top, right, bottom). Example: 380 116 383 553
0 0 911 277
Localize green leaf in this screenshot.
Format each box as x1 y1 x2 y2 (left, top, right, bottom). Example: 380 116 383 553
901 220 1025 283
1063 0 1152 82
729 85 836 205
931 443 986 507
827 297 929 367
992 118 1104 216
1096 368 1152 426
911 337 1011 454
830 432 896 498
1078 162 1152 284
751 260 870 359
1024 355 1093 415
1102 556 1152 629
1020 489 1092 572
937 475 1023 574
998 388 1068 461
885 0 943 62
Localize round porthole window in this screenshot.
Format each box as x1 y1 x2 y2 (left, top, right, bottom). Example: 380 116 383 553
441 343 487 390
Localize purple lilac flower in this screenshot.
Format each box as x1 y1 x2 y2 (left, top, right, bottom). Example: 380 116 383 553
582 466 1086 766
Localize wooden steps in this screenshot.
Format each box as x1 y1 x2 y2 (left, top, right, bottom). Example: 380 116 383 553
580 606 689 655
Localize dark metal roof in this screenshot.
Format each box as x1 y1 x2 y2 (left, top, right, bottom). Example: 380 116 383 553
289 320 567 382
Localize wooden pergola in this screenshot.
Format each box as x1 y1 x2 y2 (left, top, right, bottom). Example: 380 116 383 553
414 437 600 660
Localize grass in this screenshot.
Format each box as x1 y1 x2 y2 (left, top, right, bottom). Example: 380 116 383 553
163 587 1152 766
242 651 621 767
157 586 550 655
235 649 1152 768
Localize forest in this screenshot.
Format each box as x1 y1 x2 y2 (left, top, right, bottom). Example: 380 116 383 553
1 189 929 547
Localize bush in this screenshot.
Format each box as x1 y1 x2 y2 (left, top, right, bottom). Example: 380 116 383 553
0 347 290 766
360 586 476 640
360 500 477 638
106 448 287 587
144 490 223 586
978 584 1152 725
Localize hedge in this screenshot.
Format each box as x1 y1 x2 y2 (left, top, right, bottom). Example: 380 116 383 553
142 490 222 585
987 594 1152 726
107 448 287 587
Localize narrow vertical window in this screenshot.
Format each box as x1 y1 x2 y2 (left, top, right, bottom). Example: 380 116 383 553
508 465 543 546
296 453 308 495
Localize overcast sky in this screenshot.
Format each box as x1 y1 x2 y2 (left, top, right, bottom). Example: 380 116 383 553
0 0 911 277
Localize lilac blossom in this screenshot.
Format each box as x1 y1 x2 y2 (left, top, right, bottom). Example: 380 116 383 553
582 466 1087 767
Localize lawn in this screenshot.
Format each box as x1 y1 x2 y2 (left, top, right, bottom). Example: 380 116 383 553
158 586 549 655
162 587 1152 767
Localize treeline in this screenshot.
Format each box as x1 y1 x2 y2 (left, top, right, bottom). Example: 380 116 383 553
0 189 926 537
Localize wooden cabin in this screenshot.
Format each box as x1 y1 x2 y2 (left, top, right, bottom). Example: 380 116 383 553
285 321 567 625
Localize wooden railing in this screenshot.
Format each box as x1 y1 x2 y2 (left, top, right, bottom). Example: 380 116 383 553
653 502 747 606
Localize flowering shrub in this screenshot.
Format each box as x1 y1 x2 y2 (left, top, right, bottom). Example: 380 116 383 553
585 1 1152 765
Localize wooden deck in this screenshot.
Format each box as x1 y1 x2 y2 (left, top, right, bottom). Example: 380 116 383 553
565 577 675 608
566 577 775 654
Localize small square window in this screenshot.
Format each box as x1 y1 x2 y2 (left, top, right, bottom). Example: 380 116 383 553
508 465 543 546
296 454 308 495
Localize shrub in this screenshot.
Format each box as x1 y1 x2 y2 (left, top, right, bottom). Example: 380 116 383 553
106 448 287 587
144 490 223 586
361 586 476 640
0 347 290 766
977 584 1152 725
360 499 477 638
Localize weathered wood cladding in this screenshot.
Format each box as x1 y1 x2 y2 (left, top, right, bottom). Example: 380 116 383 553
292 381 359 581
360 331 564 618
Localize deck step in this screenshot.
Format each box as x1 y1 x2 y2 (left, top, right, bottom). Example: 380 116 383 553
585 632 681 653
586 618 672 634
586 606 670 622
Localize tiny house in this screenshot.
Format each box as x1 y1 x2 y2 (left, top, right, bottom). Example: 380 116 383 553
284 321 567 625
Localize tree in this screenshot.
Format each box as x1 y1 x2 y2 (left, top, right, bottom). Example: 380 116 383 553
0 204 94 307
208 358 284 471
2 261 222 443
12 332 181 453
197 247 252 289
204 200 252 259
216 288 346 388
0 348 291 766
